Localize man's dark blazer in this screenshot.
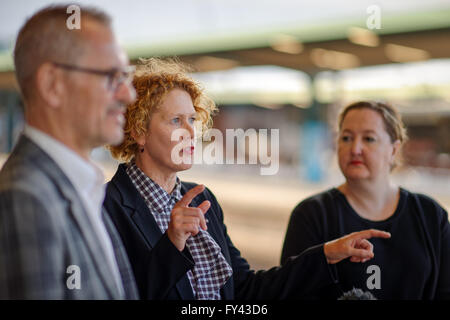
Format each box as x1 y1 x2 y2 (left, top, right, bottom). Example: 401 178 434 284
104 163 338 300
0 136 138 299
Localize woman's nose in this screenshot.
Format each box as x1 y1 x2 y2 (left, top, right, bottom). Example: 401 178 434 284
351 138 363 155
184 121 195 139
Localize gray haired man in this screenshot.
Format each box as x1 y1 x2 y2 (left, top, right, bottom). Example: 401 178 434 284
0 5 138 299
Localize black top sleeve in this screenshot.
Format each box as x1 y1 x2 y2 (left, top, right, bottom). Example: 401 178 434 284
437 206 450 299
280 195 327 265
419 195 450 300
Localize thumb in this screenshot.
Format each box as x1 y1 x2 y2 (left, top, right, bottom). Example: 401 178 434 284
348 247 374 260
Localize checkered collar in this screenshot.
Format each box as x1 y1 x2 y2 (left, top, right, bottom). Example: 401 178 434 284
126 161 182 215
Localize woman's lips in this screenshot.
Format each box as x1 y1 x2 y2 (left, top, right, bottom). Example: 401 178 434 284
182 146 195 155
350 160 363 165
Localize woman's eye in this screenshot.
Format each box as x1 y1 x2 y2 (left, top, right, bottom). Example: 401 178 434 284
341 136 351 142
364 136 376 142
171 118 180 124
189 117 196 124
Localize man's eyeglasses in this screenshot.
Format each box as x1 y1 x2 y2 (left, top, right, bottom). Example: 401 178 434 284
52 62 135 92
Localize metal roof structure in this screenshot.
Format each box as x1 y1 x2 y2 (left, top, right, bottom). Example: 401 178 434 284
0 0 449 89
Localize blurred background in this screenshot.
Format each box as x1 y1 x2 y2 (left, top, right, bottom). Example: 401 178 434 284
0 0 449 270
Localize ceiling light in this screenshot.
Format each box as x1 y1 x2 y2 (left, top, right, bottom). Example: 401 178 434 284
310 48 360 70
252 102 283 109
194 56 239 71
347 27 380 47
270 34 303 54
385 44 430 62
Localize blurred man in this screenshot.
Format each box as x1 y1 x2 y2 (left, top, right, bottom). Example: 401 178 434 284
0 5 138 299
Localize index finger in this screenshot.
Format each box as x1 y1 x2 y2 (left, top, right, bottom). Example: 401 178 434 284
354 229 391 241
174 184 205 208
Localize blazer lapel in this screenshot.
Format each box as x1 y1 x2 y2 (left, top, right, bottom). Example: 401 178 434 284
102 208 139 299
112 165 164 249
63 192 122 298
24 137 123 299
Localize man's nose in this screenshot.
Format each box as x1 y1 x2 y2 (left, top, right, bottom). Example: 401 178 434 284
115 81 136 104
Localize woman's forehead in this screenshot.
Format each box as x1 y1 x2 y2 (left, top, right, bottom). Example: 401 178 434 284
340 108 388 133
342 108 383 125
152 105 197 118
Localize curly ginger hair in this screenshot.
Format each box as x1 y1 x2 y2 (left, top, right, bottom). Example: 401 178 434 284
108 58 217 162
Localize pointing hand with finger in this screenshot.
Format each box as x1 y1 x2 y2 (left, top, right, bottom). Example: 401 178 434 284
323 229 391 264
167 184 211 251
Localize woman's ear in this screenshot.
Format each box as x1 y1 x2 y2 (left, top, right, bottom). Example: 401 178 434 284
392 140 401 157
390 139 402 167
131 129 146 147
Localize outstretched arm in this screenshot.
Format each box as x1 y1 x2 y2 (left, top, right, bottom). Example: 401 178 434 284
324 229 391 264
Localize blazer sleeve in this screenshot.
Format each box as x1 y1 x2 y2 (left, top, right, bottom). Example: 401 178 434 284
0 189 66 299
143 232 195 299
103 184 195 300
204 188 338 300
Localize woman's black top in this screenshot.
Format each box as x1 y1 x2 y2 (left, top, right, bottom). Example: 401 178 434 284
281 188 450 300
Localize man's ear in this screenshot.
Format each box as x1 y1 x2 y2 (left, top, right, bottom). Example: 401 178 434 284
35 62 65 108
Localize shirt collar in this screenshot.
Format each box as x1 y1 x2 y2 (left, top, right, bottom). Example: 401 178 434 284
23 125 105 198
126 161 182 214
